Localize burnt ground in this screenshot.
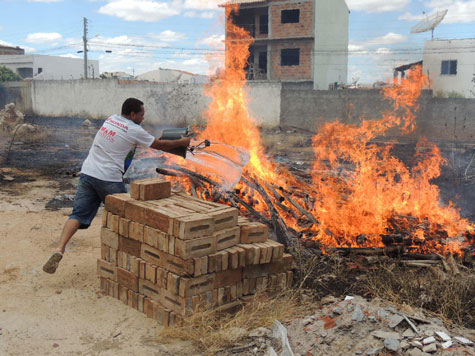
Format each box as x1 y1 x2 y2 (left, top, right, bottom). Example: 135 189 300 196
2 117 475 220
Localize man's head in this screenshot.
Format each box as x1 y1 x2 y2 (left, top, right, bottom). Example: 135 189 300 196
121 98 145 124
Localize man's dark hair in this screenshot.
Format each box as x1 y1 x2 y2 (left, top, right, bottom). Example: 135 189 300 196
121 98 144 116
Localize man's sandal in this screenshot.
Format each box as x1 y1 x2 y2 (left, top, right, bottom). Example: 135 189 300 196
43 252 63 274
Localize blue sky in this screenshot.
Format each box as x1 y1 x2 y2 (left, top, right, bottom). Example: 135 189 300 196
1 0 474 83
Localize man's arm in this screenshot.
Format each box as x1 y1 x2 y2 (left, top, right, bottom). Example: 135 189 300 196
150 136 191 152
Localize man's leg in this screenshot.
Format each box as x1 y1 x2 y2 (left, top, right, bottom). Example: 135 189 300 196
43 174 101 274
56 218 81 254
43 218 81 274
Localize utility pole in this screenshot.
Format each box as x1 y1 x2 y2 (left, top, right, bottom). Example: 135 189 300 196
83 17 88 79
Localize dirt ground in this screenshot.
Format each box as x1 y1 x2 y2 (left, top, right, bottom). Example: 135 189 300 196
1 117 474 356
0 170 198 356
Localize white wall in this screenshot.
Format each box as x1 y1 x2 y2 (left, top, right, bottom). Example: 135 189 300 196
29 79 281 126
0 54 99 80
313 0 349 90
423 39 475 98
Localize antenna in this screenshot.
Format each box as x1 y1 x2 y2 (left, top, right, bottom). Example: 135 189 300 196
410 9 448 40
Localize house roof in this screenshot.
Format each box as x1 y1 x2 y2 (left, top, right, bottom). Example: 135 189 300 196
220 0 267 7
394 60 423 72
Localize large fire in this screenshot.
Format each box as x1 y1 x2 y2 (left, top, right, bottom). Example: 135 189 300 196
164 6 474 256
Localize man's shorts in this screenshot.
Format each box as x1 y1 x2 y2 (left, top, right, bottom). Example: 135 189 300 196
70 173 127 229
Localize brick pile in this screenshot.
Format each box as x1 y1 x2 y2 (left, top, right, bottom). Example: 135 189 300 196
98 178 293 327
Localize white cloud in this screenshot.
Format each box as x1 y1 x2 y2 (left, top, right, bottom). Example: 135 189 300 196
348 44 365 52
374 47 392 55
398 12 425 21
183 0 222 10
25 32 63 43
98 0 180 22
346 0 410 13
425 0 475 23
183 57 207 66
364 32 407 46
184 11 215 18
60 53 82 59
149 30 186 42
400 1 475 24
0 40 16 47
199 34 224 48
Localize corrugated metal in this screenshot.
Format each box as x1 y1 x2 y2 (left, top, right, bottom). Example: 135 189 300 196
220 0 266 6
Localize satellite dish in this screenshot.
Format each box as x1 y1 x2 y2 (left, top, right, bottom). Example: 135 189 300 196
410 10 448 39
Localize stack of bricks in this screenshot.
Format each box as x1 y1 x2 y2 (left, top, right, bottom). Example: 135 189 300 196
98 178 293 327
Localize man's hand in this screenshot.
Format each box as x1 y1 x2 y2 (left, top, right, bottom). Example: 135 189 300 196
150 136 191 151
178 136 191 147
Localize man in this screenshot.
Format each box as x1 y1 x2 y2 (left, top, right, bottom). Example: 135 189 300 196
43 98 190 274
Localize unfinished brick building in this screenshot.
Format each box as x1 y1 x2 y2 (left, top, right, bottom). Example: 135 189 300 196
223 0 349 89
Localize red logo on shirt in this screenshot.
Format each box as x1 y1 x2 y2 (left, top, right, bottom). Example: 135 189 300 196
99 126 116 143
106 118 129 131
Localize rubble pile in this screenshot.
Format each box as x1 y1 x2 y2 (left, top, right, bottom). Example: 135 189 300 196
0 102 24 132
228 295 474 356
98 178 293 327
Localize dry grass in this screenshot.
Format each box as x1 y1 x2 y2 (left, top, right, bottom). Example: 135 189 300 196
158 290 307 355
363 263 475 328
286 135 308 147
10 125 51 144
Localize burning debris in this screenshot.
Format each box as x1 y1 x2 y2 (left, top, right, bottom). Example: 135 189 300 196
125 9 474 260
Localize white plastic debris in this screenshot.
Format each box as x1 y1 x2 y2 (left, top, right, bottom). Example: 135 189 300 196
454 336 473 345
435 331 451 342
344 296 354 301
423 336 436 344
271 320 295 356
442 340 453 349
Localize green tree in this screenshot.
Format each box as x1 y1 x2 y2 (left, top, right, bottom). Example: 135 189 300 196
0 66 22 82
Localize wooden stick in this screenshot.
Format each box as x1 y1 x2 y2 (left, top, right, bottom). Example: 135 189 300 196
278 188 319 226
242 175 292 246
231 193 272 225
265 182 300 220
160 164 220 187
156 168 184 177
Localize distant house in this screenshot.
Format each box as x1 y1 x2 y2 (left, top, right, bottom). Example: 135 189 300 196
221 0 349 89
137 67 209 84
0 54 99 80
0 45 25 55
423 38 475 98
100 71 135 80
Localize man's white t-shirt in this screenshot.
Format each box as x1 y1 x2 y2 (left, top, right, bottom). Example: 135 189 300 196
81 114 155 182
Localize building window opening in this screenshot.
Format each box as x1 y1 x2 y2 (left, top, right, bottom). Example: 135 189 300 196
281 48 300 66
441 60 457 75
38 68 43 74
259 15 268 34
258 51 267 74
281 9 300 24
17 67 33 78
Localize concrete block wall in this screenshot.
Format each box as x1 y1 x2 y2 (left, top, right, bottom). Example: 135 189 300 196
25 79 281 127
280 85 475 143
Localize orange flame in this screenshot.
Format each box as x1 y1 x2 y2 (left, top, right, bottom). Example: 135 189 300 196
190 7 473 256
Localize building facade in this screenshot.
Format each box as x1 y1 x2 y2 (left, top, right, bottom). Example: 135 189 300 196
423 38 475 98
0 45 25 55
0 54 99 80
224 0 349 89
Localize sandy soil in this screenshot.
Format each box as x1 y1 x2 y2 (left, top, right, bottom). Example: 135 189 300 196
0 172 198 356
